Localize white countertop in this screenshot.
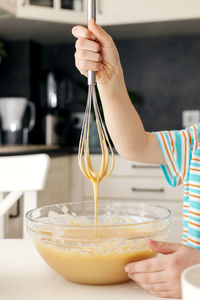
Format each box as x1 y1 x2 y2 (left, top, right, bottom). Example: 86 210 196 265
0 239 176 300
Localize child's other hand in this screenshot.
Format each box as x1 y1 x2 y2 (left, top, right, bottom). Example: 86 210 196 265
125 239 200 298
72 19 122 85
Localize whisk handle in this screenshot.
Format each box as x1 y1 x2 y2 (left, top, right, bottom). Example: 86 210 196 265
88 0 96 86
88 0 96 22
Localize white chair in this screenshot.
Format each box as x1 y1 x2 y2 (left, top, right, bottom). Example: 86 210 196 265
0 154 50 238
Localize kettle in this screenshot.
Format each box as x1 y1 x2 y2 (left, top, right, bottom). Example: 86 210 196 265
0 97 36 145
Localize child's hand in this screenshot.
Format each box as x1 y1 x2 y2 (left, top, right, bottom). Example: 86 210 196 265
72 19 122 85
125 239 200 298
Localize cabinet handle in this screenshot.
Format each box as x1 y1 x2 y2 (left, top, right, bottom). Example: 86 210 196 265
132 165 160 169
131 188 165 193
9 200 20 219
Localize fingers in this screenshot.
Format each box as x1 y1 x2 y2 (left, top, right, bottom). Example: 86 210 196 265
75 59 103 72
75 49 102 62
88 19 114 47
72 25 96 41
73 26 102 75
138 282 177 298
125 255 166 273
72 20 114 48
134 274 181 298
75 38 101 53
72 21 117 81
138 282 169 293
128 270 166 284
147 239 180 255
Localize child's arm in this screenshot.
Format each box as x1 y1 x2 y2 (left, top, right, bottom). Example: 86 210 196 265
72 20 165 165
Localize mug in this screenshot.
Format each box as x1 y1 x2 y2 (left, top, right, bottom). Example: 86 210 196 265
182 263 200 300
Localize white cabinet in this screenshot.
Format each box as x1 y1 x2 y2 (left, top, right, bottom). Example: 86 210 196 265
0 0 87 24
0 0 16 16
4 155 71 238
97 0 200 25
70 154 184 243
38 155 71 206
1 0 200 42
1 0 200 25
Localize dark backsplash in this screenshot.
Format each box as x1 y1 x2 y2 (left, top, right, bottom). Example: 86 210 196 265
1 34 200 132
116 35 200 131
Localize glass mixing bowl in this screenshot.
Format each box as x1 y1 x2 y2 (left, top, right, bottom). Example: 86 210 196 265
26 200 171 285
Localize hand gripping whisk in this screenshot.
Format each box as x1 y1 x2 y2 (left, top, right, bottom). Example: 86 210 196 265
78 0 115 224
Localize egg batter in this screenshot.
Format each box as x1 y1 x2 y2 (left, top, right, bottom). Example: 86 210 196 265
34 228 157 285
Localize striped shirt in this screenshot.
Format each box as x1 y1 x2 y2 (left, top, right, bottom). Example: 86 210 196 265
154 123 200 250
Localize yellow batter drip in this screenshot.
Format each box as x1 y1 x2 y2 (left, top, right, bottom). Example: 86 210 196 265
78 119 115 227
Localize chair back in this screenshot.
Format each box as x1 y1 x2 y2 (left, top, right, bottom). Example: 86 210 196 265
0 154 50 238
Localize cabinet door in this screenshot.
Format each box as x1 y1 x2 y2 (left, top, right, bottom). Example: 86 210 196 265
16 0 87 24
97 0 200 26
0 0 16 15
38 155 70 206
83 176 184 200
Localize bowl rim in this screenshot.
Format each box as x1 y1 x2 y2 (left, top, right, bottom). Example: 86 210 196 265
181 263 200 291
26 201 171 230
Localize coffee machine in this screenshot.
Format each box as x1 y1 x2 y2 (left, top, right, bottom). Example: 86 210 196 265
0 98 35 145
40 71 73 145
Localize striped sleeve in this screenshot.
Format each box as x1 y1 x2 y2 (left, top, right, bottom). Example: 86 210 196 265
153 127 193 187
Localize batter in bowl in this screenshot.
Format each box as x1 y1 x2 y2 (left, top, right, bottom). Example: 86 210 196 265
34 224 158 285
27 202 170 285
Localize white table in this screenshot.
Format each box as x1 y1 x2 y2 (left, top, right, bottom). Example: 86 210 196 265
0 239 176 300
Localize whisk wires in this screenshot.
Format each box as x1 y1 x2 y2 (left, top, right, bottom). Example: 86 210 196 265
78 85 115 183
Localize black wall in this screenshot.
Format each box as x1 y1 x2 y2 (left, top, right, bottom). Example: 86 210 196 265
1 34 200 134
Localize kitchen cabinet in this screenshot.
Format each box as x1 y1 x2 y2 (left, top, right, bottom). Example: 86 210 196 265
2 0 200 26
4 155 70 238
0 0 16 17
1 0 200 43
97 0 200 26
0 0 87 24
70 154 184 243
37 155 70 206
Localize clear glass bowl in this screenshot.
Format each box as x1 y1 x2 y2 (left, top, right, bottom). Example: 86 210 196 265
26 200 171 285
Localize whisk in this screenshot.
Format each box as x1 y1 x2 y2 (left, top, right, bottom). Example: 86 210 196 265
78 0 115 225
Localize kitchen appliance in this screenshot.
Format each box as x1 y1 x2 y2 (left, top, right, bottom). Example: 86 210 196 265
0 98 35 145
69 112 84 146
40 71 73 145
44 114 68 145
26 201 171 285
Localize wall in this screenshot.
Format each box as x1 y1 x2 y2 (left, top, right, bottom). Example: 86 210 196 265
116 35 200 131
1 34 200 134
0 41 31 98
